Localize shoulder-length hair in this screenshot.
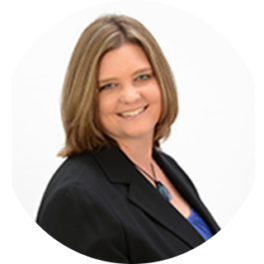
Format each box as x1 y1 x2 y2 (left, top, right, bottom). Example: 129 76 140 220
57 14 178 157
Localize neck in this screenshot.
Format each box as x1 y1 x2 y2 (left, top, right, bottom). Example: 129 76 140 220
116 136 155 171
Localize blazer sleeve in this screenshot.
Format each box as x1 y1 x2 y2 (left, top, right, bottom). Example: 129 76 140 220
36 183 129 263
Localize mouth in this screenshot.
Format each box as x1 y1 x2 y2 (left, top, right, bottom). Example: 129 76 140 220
117 105 149 119
117 105 148 118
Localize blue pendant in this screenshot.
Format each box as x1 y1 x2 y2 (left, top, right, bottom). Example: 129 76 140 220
156 181 172 201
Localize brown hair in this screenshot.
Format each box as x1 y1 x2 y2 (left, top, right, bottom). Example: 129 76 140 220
57 14 178 157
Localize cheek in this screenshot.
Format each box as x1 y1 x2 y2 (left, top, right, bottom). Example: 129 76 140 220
97 95 117 126
148 85 162 106
98 96 113 116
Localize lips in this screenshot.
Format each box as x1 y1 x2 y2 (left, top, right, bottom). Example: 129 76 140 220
118 105 148 116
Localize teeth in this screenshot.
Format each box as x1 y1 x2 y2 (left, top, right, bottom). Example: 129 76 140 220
120 107 145 117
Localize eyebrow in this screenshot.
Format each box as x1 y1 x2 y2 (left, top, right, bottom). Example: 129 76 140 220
98 67 152 84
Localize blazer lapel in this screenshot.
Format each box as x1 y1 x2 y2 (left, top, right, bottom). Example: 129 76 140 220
92 145 210 248
153 149 221 234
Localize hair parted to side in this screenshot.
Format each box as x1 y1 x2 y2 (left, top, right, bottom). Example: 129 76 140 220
57 14 178 157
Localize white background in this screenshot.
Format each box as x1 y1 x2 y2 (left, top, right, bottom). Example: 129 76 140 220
12 1 254 226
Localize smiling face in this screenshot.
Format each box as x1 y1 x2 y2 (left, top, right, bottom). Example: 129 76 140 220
97 43 162 145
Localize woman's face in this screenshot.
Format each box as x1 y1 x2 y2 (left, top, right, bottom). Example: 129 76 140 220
97 43 162 144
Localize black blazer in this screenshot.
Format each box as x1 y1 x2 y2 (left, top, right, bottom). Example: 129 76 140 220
36 145 220 263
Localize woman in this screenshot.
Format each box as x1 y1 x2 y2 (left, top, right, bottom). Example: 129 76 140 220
36 14 220 263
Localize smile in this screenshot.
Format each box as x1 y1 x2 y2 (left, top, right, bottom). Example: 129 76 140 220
118 105 148 118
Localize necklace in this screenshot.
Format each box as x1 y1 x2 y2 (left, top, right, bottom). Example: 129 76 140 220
134 163 172 201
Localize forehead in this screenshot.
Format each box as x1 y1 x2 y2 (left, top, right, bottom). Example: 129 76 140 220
98 43 151 79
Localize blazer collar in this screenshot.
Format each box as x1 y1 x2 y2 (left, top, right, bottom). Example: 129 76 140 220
92 144 215 247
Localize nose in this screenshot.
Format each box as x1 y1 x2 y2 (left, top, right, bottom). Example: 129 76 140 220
119 84 141 104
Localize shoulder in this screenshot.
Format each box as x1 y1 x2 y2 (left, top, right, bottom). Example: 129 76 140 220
37 152 107 215
47 152 103 190
36 153 117 225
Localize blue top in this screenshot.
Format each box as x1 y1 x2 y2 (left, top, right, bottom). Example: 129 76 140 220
187 207 213 241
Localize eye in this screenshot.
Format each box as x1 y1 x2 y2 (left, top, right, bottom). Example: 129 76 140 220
99 74 151 91
99 83 115 91
136 74 151 81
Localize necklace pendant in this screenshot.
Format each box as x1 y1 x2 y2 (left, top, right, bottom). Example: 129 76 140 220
156 181 172 201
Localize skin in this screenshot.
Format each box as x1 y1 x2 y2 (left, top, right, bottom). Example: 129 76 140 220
97 43 162 165
97 43 191 218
